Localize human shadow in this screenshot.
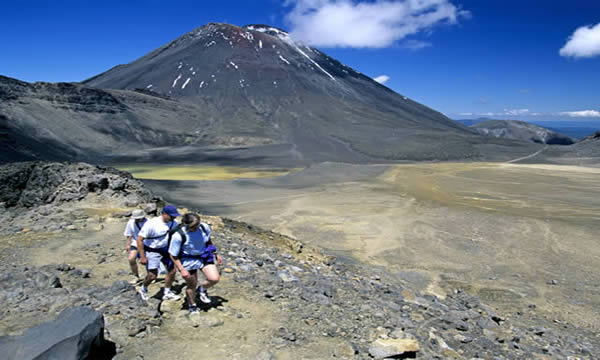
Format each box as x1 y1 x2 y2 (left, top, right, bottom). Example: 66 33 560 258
167 283 229 312
197 295 228 312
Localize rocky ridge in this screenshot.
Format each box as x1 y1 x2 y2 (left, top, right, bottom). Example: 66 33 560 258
0 161 598 359
2 217 598 359
0 161 161 236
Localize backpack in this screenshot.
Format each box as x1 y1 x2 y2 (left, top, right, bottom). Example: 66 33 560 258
167 223 209 259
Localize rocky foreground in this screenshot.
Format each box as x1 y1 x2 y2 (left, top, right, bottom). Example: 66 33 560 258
0 162 598 359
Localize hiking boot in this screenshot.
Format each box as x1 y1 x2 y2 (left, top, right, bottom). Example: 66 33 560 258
189 305 199 315
129 275 142 285
198 289 211 304
163 290 180 301
138 287 148 301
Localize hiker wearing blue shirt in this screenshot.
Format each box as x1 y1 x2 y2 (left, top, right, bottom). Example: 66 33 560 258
123 209 147 283
169 213 222 314
137 205 182 301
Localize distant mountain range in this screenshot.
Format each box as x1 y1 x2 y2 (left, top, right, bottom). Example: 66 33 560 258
467 119 576 145
0 23 552 164
456 118 600 140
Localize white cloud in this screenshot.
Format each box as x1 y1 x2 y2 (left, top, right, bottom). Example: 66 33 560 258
559 110 600 118
284 0 469 48
560 23 600 58
503 108 530 116
456 109 600 119
462 109 541 117
402 39 432 50
373 75 390 84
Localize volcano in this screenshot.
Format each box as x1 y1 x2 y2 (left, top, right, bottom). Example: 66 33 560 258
2 23 540 164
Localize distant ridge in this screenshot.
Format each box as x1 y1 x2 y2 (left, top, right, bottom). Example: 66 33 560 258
470 119 576 145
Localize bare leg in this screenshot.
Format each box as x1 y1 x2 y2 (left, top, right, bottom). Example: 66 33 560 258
143 269 157 288
128 250 139 277
185 272 198 307
165 266 177 289
201 264 220 289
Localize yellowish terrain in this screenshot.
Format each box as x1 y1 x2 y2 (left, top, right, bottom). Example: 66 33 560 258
115 165 294 181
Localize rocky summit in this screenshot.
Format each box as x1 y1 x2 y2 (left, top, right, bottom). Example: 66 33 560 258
1 23 542 165
0 161 598 359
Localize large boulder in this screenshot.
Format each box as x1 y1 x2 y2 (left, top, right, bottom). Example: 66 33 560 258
0 306 115 360
0 162 35 207
0 161 160 208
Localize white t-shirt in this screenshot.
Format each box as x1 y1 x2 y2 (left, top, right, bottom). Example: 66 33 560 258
138 216 178 249
168 223 211 258
124 218 148 247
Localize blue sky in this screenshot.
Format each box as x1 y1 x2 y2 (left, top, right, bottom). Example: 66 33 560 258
1 0 599 121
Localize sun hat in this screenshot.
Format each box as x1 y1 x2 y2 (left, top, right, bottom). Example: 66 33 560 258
131 209 146 219
162 205 181 218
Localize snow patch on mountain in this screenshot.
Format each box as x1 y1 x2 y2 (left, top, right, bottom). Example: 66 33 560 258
172 74 182 88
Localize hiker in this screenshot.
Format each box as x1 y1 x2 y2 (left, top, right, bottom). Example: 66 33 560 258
169 212 222 314
137 204 181 301
123 209 147 283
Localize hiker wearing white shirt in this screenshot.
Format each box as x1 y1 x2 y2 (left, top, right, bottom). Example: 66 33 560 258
169 213 222 314
137 205 181 301
124 209 147 283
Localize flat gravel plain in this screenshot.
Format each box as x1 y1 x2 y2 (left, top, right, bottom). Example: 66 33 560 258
146 162 600 332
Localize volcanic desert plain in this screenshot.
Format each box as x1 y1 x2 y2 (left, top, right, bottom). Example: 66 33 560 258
135 154 600 333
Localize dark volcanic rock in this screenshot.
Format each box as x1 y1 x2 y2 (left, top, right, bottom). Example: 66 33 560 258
0 162 35 207
0 161 158 209
0 306 115 360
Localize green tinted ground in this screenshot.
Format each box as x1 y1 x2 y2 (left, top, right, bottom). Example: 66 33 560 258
114 165 294 181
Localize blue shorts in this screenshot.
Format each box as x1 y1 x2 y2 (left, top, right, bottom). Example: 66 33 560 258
181 257 215 271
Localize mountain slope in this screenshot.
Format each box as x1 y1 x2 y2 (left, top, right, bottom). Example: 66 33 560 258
570 131 600 157
1 23 543 164
82 23 540 162
0 76 218 163
471 119 576 145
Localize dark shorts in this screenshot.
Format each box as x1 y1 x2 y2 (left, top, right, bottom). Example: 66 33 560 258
129 246 141 259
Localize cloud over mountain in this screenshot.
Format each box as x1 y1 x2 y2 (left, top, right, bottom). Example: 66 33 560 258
560 22 600 58
373 75 390 84
284 0 469 48
560 110 600 118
